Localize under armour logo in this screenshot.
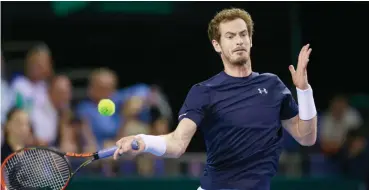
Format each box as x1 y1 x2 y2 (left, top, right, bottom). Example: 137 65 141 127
258 88 268 94
178 112 188 119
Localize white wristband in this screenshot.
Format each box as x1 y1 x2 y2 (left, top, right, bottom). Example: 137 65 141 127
136 134 167 156
296 85 317 120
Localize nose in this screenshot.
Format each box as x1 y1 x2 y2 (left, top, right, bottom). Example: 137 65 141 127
235 35 243 46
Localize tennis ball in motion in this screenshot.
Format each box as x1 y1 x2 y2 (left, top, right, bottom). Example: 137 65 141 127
98 99 115 116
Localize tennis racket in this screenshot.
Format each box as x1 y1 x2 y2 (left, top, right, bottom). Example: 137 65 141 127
1 140 139 190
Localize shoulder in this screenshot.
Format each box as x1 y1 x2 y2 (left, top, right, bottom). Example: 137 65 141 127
183 81 212 106
259 72 288 88
75 100 96 118
11 75 29 89
187 83 211 97
76 100 94 110
259 72 281 82
197 72 227 87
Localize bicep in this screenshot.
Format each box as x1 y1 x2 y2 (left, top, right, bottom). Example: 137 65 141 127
281 115 299 138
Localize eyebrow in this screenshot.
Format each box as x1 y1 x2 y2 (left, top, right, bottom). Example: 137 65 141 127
225 30 248 35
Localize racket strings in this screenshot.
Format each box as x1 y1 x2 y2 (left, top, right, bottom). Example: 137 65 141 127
3 149 70 190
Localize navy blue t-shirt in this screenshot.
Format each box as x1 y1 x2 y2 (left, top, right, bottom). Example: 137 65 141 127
179 71 298 190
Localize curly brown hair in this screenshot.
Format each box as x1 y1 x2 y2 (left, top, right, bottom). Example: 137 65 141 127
207 8 254 43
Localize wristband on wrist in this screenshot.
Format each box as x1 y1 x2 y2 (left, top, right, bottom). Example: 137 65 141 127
296 85 317 120
136 134 167 156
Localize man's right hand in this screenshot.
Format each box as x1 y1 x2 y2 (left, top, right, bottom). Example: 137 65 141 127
113 135 146 160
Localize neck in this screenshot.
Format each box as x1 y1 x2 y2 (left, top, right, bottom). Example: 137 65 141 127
223 60 252 78
26 75 40 84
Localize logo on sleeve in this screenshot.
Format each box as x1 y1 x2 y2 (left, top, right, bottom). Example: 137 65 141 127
178 112 188 119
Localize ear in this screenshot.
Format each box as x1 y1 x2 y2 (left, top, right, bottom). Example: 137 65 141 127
212 40 222 54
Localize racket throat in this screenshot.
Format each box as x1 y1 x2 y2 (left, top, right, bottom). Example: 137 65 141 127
72 159 93 176
93 154 100 160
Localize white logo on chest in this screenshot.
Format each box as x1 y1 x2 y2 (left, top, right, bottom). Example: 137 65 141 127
258 88 268 94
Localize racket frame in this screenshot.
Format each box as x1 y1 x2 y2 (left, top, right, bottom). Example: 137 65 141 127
1 146 105 190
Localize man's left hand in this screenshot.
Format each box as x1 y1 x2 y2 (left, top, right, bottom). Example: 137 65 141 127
289 44 312 90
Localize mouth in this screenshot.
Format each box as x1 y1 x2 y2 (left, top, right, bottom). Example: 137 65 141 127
233 48 247 53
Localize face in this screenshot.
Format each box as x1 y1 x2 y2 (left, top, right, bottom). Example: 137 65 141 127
51 79 72 110
27 51 53 81
88 73 116 101
7 110 32 142
331 97 348 119
212 18 252 66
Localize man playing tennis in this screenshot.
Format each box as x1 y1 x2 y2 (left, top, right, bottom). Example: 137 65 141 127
114 8 317 190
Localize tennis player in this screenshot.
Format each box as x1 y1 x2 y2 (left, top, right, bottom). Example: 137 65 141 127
114 8 317 190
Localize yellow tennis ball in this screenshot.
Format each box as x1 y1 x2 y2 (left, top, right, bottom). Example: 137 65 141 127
98 99 115 116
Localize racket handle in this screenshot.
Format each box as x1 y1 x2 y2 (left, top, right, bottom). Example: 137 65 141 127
97 140 140 159
131 139 140 150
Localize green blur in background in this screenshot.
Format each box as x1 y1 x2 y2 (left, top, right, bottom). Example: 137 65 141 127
51 2 173 17
68 177 363 190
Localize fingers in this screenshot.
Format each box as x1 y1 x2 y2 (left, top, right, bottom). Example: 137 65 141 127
113 147 120 160
113 141 122 160
299 44 309 58
297 44 312 70
298 44 306 58
288 65 296 75
113 137 139 160
306 48 313 61
302 44 311 59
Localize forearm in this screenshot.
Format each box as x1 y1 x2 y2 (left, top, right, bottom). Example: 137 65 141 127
138 119 196 158
135 118 196 158
137 132 187 158
161 132 187 158
296 85 318 145
297 116 317 145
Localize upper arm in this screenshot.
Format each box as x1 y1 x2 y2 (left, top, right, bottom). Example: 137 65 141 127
276 77 300 138
165 84 209 152
281 115 299 137
178 84 210 127
277 77 299 120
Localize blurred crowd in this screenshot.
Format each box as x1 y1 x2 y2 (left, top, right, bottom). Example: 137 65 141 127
1 43 369 184
1 43 172 177
280 94 369 184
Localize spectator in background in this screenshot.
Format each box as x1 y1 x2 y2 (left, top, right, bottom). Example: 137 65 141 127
1 53 15 126
30 75 75 151
115 83 173 126
76 68 120 151
118 96 150 137
1 108 34 163
320 95 363 155
76 68 172 152
117 96 153 176
336 128 369 188
11 43 53 113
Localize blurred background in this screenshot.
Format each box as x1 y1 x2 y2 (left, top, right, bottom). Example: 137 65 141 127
1 1 369 190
